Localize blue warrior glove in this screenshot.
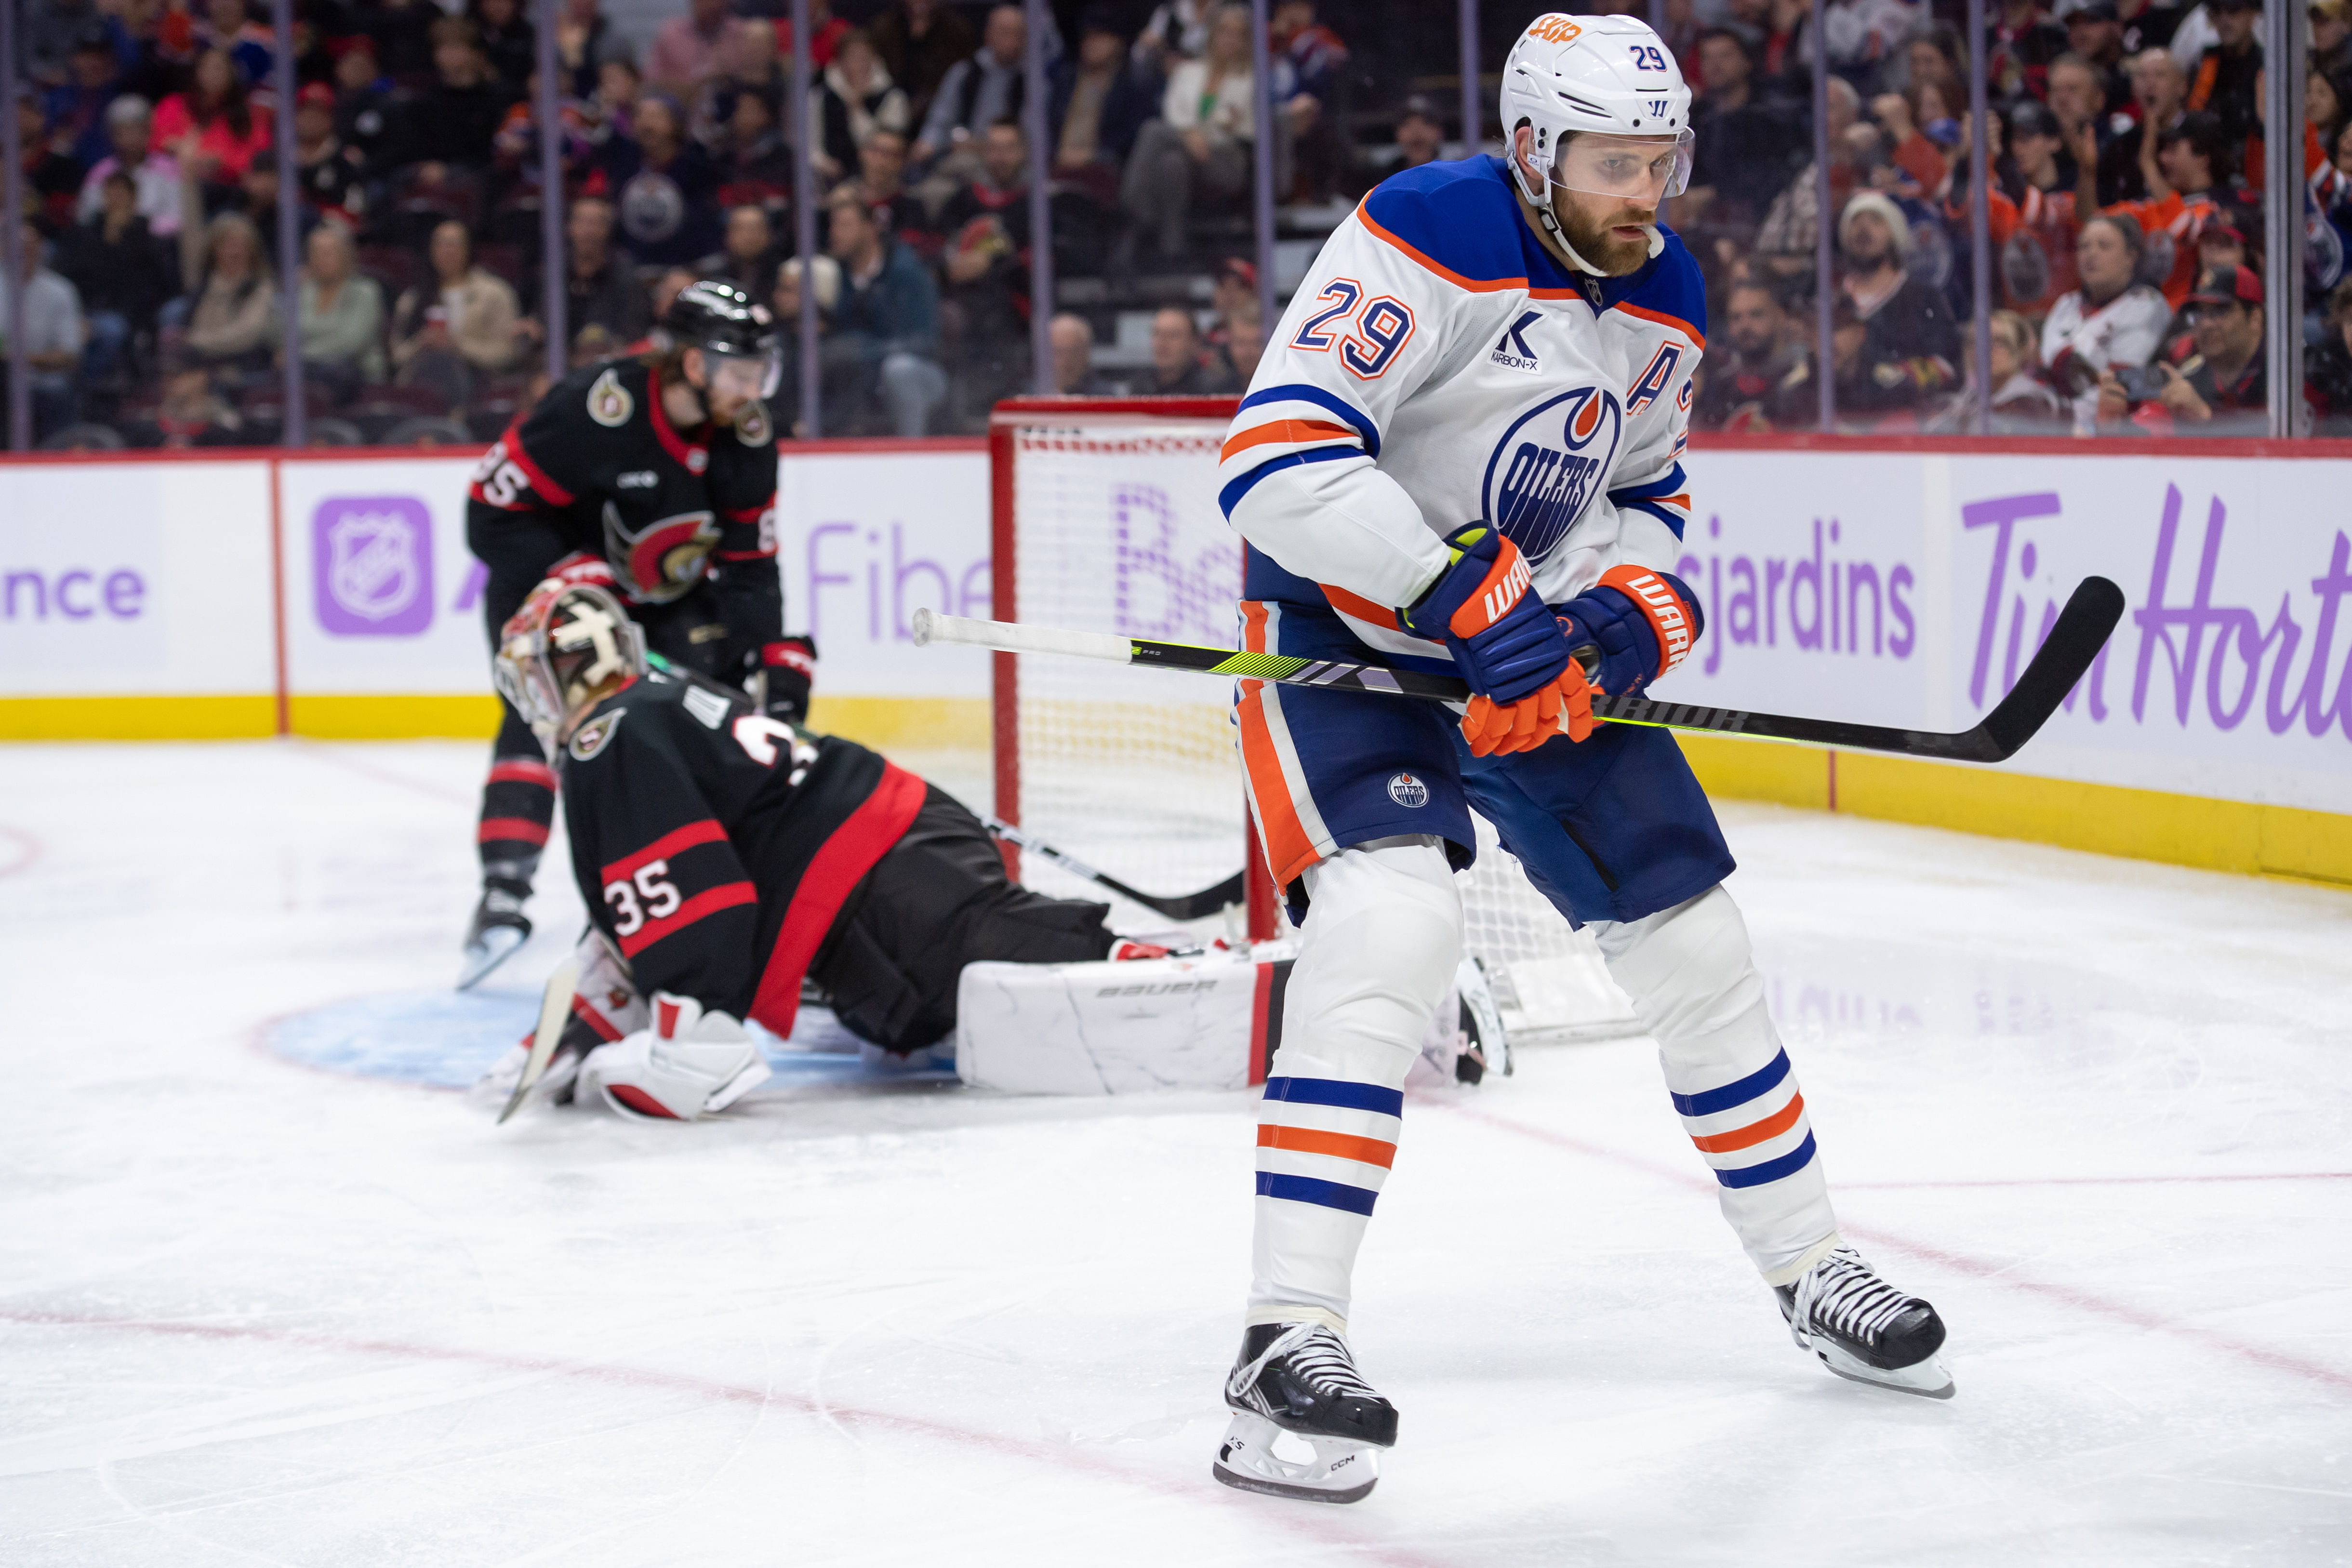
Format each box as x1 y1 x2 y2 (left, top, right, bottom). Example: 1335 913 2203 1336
1555 566 1705 698
1399 524 1593 756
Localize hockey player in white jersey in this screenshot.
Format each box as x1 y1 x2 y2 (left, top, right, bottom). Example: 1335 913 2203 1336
1210 14 1952 1505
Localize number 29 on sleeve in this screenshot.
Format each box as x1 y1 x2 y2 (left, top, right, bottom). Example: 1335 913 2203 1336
1288 278 1417 380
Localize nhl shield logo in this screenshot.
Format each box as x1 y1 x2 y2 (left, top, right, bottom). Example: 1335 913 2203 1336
313 496 434 636
1386 771 1430 808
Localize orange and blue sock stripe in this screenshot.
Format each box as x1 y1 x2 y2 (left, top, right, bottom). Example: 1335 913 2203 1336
1671 1049 1818 1190
1255 1075 1403 1216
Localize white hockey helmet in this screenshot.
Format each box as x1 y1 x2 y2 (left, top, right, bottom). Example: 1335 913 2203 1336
1501 13 1694 209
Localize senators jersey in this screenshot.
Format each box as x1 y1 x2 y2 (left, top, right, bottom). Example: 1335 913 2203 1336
559 665 927 1038
468 355 784 657
1220 154 1702 663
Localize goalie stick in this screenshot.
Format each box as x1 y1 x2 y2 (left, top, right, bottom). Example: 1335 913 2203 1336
911 577 2124 765
497 954 581 1125
982 814 1246 920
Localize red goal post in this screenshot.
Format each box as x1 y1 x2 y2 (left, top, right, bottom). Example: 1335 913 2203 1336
985 396 1277 937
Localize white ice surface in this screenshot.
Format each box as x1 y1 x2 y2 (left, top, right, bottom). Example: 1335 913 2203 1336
1 739 2348 1567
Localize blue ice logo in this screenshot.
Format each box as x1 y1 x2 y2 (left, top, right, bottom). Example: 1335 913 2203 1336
1482 386 1623 566
1387 772 1430 808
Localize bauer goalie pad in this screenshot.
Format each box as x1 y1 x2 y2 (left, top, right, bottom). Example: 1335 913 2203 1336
954 947 1507 1095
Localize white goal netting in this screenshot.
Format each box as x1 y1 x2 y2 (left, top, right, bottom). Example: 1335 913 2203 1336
996 403 1637 1046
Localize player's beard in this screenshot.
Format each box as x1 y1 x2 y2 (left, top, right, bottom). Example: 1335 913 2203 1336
1554 195 1656 277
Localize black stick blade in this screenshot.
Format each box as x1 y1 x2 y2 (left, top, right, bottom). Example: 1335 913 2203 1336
1973 575 2126 762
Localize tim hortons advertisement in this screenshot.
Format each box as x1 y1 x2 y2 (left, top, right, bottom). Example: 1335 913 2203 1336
0 459 276 696
1651 450 2352 816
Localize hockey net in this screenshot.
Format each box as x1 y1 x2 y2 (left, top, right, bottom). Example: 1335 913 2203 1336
988 398 1637 1047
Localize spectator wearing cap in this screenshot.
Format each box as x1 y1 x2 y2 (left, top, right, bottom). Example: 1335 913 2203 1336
2041 211 2171 432
1 219 88 439
647 0 746 97
75 96 182 238
867 0 978 135
1692 278 1819 432
2063 3 2131 91
1834 191 1962 418
2187 0 2265 150
1987 0 2072 100
1681 27 1807 236
56 167 176 392
1049 9 1152 211
2105 262 2267 430
1205 256 1255 356
2104 110 2243 306
1123 2 1262 264
44 21 125 171
1395 95 1444 170
1989 100 2083 315
825 184 948 436
2305 276 2352 431
291 83 364 227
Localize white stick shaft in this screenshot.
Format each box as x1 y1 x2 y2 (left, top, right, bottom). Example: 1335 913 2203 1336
910 609 1134 665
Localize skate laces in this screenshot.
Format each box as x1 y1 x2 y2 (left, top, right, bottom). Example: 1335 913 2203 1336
1229 1324 1379 1403
1795 1248 1915 1347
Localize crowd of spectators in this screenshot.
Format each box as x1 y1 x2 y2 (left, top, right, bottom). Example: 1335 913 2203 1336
3 0 1359 447
5 0 2347 448
1671 0 2352 436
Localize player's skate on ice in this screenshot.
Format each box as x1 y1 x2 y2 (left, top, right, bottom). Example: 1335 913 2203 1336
1210 12 1948 1502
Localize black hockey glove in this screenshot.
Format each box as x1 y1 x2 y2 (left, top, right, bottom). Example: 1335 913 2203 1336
752 635 817 723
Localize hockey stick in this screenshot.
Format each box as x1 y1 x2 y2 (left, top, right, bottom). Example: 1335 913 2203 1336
981 814 1246 920
497 954 581 1125
911 577 2124 765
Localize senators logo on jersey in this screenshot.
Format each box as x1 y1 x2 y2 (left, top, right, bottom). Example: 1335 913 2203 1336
602 503 722 603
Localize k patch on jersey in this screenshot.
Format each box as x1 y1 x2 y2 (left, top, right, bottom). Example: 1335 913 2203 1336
1481 386 1623 565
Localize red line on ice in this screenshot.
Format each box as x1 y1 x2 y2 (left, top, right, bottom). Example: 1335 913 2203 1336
0 826 40 879
1435 1099 2352 1399
0 1308 1452 1565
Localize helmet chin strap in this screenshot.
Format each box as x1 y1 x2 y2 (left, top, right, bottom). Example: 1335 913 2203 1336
1513 157 1662 276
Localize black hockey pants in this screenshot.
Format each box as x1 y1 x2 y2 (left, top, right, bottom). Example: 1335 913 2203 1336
810 787 1118 1055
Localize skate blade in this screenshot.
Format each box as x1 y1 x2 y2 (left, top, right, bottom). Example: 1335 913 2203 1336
1809 1343 1955 1400
1211 1412 1379 1504
457 925 528 991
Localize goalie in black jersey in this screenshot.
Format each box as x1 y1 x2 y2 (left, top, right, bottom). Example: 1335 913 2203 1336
458 278 818 988
476 576 1151 1120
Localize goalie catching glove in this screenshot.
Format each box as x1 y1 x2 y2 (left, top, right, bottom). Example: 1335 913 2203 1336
1400 524 1592 757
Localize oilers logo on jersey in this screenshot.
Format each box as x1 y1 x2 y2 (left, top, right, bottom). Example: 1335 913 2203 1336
1484 386 1623 565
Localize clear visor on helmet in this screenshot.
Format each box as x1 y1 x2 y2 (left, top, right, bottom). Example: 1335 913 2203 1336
704 343 784 401
1548 130 1695 205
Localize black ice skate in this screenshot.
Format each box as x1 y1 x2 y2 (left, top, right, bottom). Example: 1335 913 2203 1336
457 879 532 990
1777 1245 1954 1399
1213 1323 1397 1504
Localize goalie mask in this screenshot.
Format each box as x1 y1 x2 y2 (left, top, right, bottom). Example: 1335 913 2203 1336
493 579 647 746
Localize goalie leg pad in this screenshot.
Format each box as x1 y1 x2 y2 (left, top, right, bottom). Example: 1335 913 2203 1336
1589 884 1837 1281
578 992 771 1121
1249 836 1462 1331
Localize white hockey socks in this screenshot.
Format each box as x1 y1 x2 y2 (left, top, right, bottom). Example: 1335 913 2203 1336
1249 837 1463 1331
1589 885 1837 1282
577 992 771 1121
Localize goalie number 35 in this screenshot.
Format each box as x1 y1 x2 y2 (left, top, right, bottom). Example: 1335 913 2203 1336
604 861 680 936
